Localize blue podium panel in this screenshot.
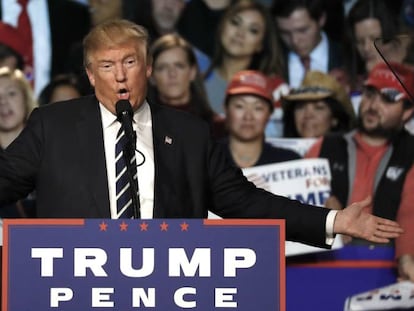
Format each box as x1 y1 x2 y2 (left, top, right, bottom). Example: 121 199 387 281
3 219 285 311
286 245 397 311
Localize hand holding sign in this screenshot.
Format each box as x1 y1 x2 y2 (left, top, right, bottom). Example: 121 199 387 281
245 173 270 191
398 254 414 283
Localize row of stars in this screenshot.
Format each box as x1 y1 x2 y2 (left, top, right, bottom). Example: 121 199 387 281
99 221 189 232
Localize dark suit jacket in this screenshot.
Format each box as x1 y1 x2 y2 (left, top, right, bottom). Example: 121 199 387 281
0 96 330 248
0 0 91 77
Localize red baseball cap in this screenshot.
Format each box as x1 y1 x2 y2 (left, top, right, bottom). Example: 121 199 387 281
0 22 26 58
364 62 414 102
226 70 273 107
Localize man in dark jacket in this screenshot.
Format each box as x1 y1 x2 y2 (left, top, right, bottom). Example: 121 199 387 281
307 61 414 281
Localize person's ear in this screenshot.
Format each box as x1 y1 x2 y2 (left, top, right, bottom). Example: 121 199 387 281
318 12 326 28
86 67 95 87
331 118 338 128
402 106 414 124
146 64 152 78
189 65 197 81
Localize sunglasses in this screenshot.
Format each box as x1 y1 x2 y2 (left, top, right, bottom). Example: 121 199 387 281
362 86 404 104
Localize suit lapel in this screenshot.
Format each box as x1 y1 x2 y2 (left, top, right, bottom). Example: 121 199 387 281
149 103 179 218
76 97 110 217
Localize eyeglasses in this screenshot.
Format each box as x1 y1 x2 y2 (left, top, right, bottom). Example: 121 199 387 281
362 86 404 104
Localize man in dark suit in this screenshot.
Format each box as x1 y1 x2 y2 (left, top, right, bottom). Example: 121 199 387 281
0 0 91 95
270 0 344 88
0 19 402 249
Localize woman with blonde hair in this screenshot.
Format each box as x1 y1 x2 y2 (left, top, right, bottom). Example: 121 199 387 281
0 66 37 149
0 66 37 218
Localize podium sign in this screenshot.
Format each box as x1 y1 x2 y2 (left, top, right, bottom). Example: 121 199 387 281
2 219 285 310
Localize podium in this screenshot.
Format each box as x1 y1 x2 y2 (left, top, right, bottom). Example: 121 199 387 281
2 219 285 310
286 245 397 310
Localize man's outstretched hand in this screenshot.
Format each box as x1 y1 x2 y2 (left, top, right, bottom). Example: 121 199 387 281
333 196 403 243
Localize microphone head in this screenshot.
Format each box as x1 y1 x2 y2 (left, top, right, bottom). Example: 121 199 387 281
115 100 133 120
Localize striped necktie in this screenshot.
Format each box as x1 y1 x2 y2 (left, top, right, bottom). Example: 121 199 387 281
115 127 138 218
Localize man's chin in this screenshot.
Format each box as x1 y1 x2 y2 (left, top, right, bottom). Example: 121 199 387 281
358 124 399 139
235 134 262 142
357 118 388 138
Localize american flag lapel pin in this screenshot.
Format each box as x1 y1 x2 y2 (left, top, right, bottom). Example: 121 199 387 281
164 135 173 145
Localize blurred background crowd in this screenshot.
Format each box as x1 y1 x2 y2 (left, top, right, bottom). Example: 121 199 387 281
2 0 414 140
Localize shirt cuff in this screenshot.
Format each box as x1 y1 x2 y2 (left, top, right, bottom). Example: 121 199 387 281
325 210 338 245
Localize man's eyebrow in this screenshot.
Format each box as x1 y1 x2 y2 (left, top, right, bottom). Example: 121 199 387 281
96 59 114 64
123 54 139 60
94 53 139 65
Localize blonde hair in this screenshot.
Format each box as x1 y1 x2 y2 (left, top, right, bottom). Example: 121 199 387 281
83 19 151 68
0 66 37 121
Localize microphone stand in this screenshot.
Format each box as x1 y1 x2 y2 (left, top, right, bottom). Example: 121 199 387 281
123 130 140 219
374 36 414 103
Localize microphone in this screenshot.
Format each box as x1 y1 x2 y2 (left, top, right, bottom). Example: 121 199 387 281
115 100 136 156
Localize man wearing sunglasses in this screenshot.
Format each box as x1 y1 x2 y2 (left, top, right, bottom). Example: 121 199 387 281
306 61 414 282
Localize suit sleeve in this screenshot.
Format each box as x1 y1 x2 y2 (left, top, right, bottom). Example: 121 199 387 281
206 136 331 248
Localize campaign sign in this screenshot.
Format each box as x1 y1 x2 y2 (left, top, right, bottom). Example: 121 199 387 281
344 281 414 311
266 137 317 157
2 219 285 310
242 159 343 256
242 158 331 207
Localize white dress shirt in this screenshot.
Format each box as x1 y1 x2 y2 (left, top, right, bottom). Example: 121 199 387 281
100 101 155 219
2 0 51 96
288 31 329 88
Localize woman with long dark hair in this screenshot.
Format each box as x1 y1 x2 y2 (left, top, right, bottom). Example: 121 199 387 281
204 0 284 116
